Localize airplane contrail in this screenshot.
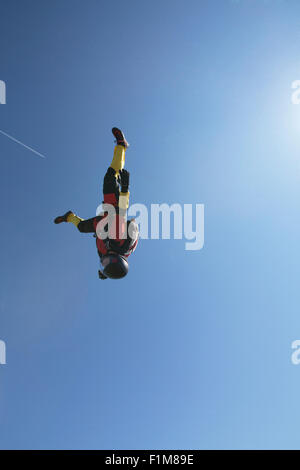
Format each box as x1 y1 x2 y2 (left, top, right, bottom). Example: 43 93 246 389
0 129 46 159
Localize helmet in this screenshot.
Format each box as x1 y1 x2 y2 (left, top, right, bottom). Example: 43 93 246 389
102 253 129 279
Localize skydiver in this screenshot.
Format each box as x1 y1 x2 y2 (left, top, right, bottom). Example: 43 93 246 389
54 127 139 279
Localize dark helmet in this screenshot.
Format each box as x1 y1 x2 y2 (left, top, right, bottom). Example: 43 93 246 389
102 253 129 279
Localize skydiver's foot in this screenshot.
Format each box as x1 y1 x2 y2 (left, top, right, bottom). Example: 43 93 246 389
112 127 129 148
54 210 72 224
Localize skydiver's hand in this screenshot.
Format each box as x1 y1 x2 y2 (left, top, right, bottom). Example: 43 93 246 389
119 169 130 193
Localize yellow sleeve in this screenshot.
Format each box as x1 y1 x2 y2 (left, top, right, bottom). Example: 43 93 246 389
119 191 130 210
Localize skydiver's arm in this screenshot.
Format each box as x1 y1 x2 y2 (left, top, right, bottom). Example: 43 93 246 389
117 169 130 240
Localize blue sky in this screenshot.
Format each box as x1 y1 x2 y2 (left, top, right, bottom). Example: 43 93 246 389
0 0 300 450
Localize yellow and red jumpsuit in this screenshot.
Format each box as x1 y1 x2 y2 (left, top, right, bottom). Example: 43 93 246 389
66 144 138 259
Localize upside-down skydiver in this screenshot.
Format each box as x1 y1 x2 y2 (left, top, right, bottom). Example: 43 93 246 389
54 128 139 279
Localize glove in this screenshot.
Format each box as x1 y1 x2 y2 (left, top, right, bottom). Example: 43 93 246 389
119 169 130 193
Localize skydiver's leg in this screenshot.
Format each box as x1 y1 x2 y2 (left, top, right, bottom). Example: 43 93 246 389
54 211 95 233
110 144 126 177
66 212 83 227
77 217 96 233
102 141 128 205
54 210 83 226
95 129 129 237
102 153 125 241
110 127 129 176
64 213 96 233
103 166 120 204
